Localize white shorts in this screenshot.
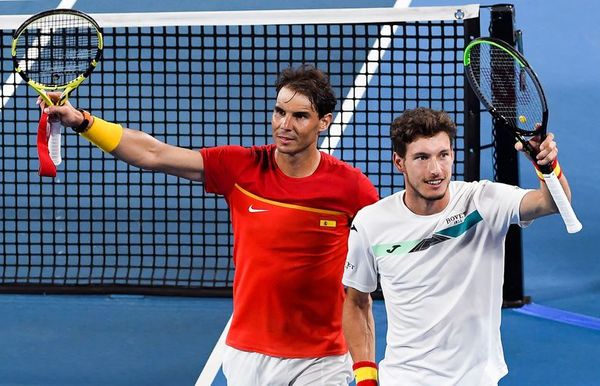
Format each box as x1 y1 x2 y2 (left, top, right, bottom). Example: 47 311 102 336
222 345 353 386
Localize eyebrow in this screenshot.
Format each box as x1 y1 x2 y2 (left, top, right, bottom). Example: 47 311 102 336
274 104 313 115
411 148 451 157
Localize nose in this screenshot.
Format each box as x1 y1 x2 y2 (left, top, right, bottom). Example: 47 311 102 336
428 158 441 174
278 114 292 130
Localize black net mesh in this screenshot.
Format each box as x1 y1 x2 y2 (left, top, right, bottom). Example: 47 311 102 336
0 15 478 295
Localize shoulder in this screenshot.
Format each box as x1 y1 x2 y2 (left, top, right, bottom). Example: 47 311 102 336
472 180 528 200
355 191 400 220
201 144 275 166
317 152 379 210
466 180 532 229
319 152 372 183
450 180 498 200
202 143 273 154
448 180 527 206
201 144 246 159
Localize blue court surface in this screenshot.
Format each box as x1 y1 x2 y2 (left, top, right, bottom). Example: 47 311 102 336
0 0 599 385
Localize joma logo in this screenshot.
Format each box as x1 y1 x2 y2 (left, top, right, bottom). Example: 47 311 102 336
386 244 401 253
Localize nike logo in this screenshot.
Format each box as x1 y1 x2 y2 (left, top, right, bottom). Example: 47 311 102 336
248 205 268 213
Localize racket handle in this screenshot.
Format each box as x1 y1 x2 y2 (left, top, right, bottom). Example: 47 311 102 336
543 172 582 233
48 119 62 166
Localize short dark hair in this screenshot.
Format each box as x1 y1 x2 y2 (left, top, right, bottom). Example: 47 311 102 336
275 64 337 118
390 107 457 157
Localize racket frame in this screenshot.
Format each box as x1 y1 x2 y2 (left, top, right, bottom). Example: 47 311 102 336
464 37 582 233
464 37 548 137
11 8 104 167
11 8 104 106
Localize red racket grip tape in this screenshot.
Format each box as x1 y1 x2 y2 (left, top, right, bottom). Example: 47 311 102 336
37 111 57 177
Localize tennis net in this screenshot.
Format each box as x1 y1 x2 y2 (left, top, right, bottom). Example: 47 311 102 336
0 5 481 295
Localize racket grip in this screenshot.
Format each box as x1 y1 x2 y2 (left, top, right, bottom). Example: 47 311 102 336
543 172 582 233
48 119 62 165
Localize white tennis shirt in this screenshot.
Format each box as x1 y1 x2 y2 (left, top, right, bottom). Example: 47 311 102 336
343 180 531 386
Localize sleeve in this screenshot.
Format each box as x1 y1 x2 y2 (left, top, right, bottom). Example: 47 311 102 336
200 145 247 195
342 215 379 293
475 180 533 233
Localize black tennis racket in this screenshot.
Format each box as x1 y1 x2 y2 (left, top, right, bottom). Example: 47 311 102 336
11 9 103 176
464 37 581 233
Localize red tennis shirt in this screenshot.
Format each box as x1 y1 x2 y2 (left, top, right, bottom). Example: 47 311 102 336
201 144 378 358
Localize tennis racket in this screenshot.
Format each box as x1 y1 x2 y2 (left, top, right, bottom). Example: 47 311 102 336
464 37 582 234
11 9 103 176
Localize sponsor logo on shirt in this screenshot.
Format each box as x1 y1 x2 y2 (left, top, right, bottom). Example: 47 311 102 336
386 244 402 253
344 261 356 271
372 210 483 257
445 212 465 226
320 219 337 228
248 205 268 213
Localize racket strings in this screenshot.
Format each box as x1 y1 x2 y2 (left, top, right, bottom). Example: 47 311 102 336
14 13 99 87
469 44 544 134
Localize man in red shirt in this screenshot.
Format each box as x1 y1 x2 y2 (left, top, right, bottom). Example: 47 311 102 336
42 65 379 385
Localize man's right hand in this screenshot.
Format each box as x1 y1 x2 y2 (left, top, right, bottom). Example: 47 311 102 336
37 92 88 129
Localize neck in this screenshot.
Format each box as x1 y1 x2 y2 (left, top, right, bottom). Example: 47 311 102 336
403 190 450 216
275 148 322 178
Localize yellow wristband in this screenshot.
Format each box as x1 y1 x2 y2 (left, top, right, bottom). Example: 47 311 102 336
354 366 378 383
80 117 124 153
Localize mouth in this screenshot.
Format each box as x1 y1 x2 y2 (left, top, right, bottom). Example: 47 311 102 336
426 179 443 186
276 135 295 144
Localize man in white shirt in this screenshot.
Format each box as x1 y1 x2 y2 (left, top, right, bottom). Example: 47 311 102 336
342 107 573 386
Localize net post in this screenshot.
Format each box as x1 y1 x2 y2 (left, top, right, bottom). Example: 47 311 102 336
463 15 481 182
489 3 531 308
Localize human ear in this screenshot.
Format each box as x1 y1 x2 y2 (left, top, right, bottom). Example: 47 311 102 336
319 113 332 132
393 152 405 173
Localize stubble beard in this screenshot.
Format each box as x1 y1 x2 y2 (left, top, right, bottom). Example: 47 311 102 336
406 175 449 202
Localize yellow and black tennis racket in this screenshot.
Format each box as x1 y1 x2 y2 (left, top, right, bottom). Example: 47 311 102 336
464 37 581 233
11 8 103 176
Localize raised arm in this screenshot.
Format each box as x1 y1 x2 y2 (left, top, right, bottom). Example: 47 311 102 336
518 133 572 221
41 95 205 182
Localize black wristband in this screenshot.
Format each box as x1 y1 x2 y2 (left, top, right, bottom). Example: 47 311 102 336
73 109 91 133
